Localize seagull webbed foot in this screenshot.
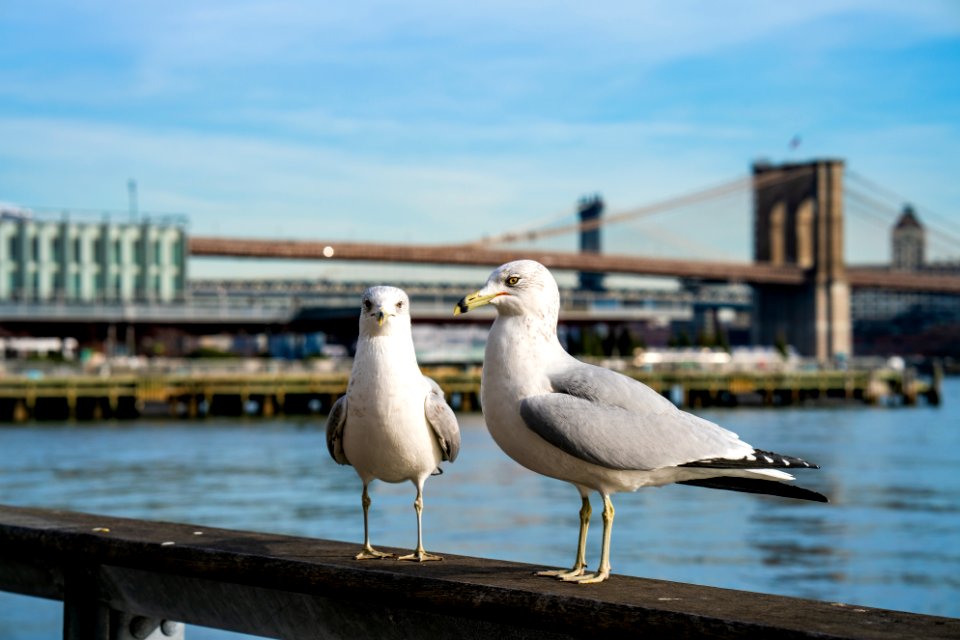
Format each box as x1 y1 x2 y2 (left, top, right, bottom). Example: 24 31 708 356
536 566 587 579
398 549 443 562
355 545 395 560
560 569 611 584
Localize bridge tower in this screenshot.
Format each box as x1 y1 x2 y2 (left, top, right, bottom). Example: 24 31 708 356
752 159 851 362
578 194 605 291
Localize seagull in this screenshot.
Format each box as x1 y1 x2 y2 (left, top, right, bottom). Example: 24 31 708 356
327 285 460 562
455 259 826 584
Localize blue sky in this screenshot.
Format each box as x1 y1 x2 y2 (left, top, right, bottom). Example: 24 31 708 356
1 1 958 279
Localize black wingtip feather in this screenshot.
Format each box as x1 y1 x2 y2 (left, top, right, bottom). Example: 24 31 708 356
681 448 820 470
678 477 829 503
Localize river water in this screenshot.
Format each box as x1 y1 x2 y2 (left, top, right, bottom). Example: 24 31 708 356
1 378 958 638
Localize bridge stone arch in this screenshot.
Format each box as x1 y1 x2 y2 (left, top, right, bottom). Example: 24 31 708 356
768 202 786 265
752 159 851 361
795 198 815 268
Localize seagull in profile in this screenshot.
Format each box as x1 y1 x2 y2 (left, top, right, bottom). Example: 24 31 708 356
327 285 460 561
455 259 826 584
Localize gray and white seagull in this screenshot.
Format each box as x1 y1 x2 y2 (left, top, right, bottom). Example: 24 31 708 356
455 259 826 584
327 285 460 562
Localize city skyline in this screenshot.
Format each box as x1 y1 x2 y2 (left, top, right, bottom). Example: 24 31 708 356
1 1 958 280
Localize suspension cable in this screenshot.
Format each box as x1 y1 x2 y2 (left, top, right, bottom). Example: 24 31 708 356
467 165 813 247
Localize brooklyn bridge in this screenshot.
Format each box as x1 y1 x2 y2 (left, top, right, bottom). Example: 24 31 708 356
186 159 960 361
2 158 959 361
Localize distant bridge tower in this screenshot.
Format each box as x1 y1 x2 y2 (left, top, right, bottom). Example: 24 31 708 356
752 159 851 362
578 194 605 291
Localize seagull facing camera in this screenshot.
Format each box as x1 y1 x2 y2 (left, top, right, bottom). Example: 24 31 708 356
455 259 826 584
327 285 461 561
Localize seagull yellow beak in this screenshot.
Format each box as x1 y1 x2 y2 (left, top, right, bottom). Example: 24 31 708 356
454 291 503 315
376 309 389 326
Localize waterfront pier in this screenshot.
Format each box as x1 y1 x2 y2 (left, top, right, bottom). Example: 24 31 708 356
0 363 941 422
1 504 957 639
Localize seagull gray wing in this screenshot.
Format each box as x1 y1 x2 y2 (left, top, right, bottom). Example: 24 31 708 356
424 377 461 462
519 362 754 471
325 394 350 465
548 360 684 415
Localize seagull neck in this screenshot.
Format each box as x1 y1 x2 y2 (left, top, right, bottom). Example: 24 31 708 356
488 314 563 367
356 335 420 373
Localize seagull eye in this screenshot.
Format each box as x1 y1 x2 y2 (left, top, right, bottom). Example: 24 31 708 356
362 300 372 311
396 300 404 310
506 276 520 286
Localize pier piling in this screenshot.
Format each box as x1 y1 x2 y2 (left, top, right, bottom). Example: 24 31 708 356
0 365 941 422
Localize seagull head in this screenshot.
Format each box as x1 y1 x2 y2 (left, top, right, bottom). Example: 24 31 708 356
454 259 560 323
359 285 411 335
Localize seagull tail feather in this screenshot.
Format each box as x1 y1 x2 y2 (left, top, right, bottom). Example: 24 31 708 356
680 449 819 470
678 477 828 503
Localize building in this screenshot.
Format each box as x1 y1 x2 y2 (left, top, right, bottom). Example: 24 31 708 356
852 204 960 322
0 211 187 303
851 205 960 358
892 205 924 271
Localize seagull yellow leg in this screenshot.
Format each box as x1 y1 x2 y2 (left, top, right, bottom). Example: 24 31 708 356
564 494 613 584
538 495 591 579
399 484 442 562
355 484 394 560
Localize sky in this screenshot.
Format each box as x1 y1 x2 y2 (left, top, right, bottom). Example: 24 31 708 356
1 1 958 280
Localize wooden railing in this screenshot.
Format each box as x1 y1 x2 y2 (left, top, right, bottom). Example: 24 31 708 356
1 505 957 639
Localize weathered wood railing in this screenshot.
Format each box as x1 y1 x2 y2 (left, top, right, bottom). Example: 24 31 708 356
0 505 957 639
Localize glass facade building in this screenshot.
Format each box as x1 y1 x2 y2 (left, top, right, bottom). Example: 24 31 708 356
0 214 187 303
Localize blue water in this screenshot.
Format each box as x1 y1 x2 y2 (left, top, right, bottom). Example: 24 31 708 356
1 378 958 638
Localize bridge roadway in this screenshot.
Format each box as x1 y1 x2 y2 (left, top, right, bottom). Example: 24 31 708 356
189 236 960 293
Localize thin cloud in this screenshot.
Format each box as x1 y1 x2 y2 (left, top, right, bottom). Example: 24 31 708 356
1 1 958 273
